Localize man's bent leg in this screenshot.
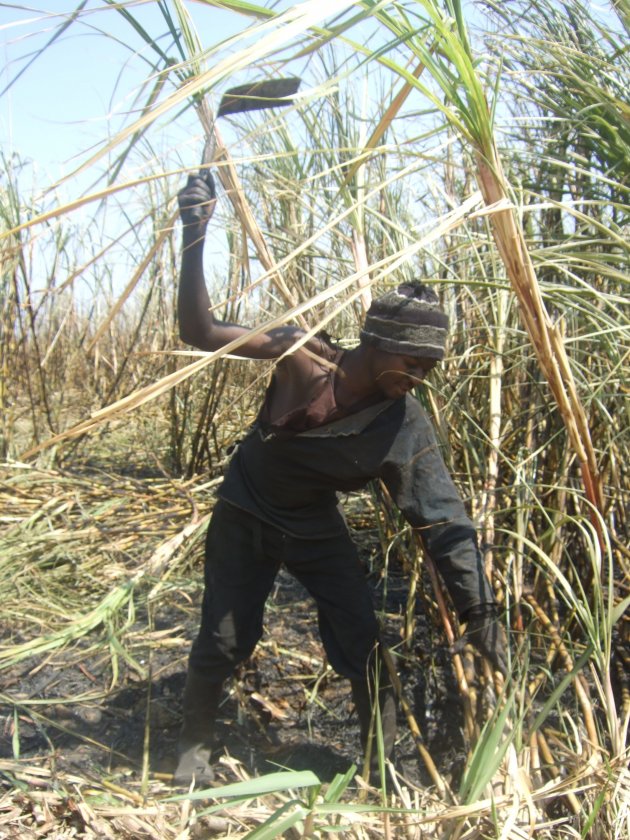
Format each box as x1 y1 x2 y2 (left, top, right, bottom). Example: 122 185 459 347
176 502 279 784
350 655 397 784
190 501 280 676
285 532 397 779
175 670 224 785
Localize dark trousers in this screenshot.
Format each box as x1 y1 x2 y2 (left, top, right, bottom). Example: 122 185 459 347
189 500 381 681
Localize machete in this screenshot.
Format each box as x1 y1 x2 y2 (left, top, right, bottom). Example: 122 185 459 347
200 76 301 170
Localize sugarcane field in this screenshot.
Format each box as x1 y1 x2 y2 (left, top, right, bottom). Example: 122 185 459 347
0 1 628 838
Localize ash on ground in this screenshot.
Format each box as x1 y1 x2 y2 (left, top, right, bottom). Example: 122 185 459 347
1 510 468 793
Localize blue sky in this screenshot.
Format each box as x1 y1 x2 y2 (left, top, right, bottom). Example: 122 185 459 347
0 0 336 299
2 0 621 187
0 1 268 300
0 2 251 187
0 0 397 211
0 0 512 189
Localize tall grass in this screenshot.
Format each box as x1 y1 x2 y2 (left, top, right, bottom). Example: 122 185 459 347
1 1 628 837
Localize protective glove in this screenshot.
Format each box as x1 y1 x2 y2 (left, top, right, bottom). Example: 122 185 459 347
177 172 216 228
452 604 508 677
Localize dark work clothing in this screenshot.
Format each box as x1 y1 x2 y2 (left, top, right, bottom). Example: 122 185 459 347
191 353 494 685
219 394 494 615
190 499 380 680
219 400 392 540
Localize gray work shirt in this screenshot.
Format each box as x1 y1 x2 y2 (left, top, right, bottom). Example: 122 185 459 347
219 394 495 615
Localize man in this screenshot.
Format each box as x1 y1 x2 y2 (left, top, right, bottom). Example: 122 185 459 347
174 172 507 785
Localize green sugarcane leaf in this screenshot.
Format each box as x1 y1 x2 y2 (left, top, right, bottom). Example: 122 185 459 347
168 770 321 802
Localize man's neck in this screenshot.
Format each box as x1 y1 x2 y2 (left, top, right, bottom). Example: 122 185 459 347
334 346 381 408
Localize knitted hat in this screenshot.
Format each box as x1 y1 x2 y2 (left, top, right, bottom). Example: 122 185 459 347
360 283 449 360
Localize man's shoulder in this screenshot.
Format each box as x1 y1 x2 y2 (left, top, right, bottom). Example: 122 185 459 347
306 332 342 362
396 393 434 434
403 392 426 414
277 333 341 376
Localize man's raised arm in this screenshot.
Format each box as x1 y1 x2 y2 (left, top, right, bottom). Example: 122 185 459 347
177 173 303 359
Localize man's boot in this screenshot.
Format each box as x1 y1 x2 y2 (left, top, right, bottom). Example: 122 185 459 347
173 669 223 786
350 676 397 785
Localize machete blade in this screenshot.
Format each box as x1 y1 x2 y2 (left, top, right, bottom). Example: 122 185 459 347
217 77 301 118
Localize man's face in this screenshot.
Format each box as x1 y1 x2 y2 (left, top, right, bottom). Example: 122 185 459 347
372 351 439 399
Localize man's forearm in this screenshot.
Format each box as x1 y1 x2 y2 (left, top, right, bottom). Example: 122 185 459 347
178 227 213 347
177 173 219 349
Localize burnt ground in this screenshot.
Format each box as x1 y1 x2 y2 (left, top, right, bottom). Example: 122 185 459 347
0 516 467 795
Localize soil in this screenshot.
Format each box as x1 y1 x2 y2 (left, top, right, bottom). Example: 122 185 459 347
0 503 467 795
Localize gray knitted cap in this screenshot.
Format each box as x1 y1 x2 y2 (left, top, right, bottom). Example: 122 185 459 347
360 283 449 360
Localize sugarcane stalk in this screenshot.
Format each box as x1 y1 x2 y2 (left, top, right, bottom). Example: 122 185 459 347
536 729 581 815
380 644 453 802
480 288 508 586
419 537 478 742
524 593 599 753
474 151 605 550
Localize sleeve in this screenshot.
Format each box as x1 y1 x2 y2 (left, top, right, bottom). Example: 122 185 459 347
379 397 495 616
